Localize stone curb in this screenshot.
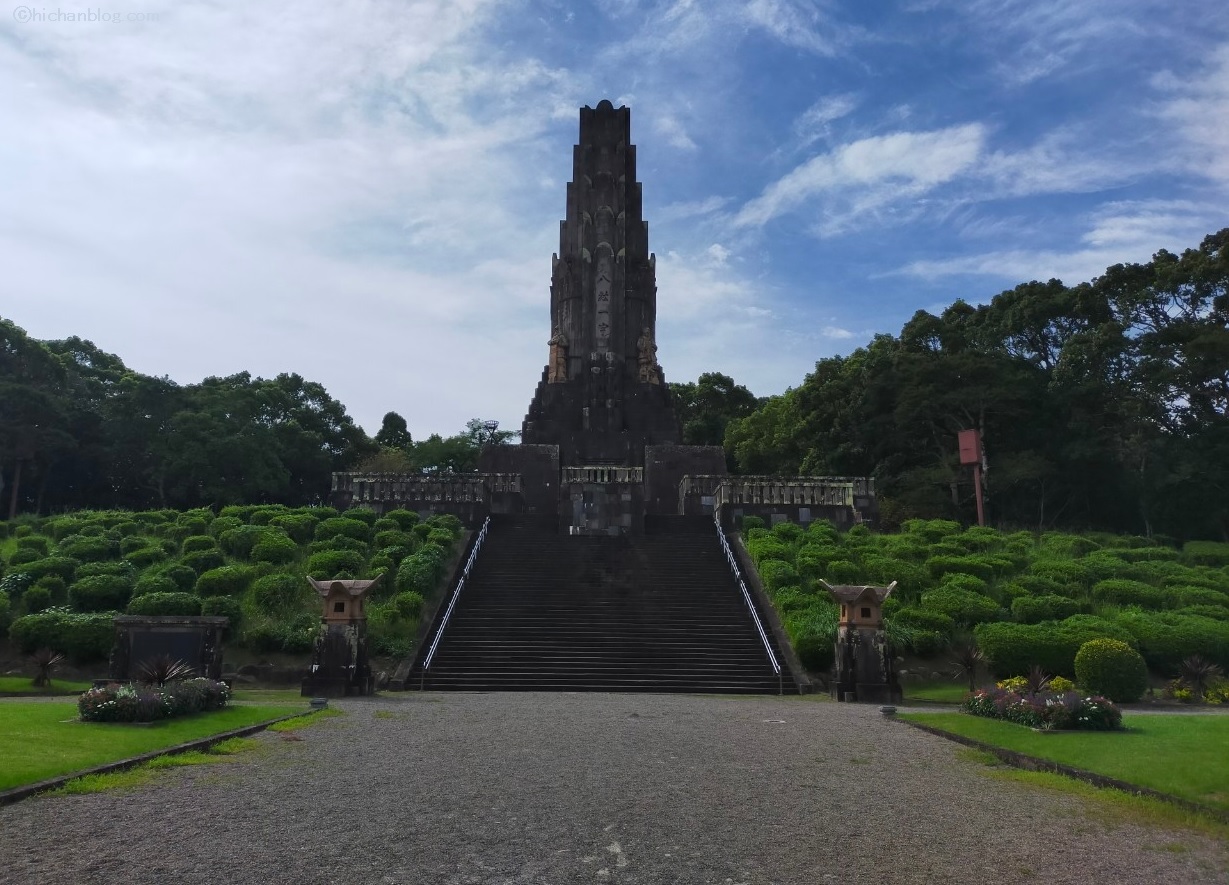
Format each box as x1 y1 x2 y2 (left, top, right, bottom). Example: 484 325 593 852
896 716 1229 824
0 709 317 808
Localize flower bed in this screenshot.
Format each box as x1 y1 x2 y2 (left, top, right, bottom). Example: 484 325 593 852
961 687 1122 731
78 678 231 723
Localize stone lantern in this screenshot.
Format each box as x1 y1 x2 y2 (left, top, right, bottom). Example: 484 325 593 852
300 575 382 698
820 579 902 704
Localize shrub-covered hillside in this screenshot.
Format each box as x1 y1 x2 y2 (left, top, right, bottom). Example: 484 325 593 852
0 506 465 664
742 517 1229 680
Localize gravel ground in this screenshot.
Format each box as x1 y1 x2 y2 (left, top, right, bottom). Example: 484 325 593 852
1 692 1224 885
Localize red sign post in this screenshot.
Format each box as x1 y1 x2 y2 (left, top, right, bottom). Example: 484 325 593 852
958 429 985 527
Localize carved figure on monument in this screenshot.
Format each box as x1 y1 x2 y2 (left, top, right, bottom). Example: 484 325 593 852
548 326 569 383
637 326 661 384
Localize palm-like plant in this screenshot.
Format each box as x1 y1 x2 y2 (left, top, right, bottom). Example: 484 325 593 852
136 654 196 687
949 637 985 693
1024 665 1052 697
1179 655 1223 701
30 648 65 688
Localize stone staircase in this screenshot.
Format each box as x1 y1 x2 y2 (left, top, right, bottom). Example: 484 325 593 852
409 514 795 693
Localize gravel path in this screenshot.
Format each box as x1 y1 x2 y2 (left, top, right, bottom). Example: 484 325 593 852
1 692 1224 884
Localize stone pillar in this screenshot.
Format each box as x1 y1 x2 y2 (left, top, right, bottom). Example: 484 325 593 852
822 580 902 704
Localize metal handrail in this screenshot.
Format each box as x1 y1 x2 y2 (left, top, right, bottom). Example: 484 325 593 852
420 516 491 687
714 515 783 695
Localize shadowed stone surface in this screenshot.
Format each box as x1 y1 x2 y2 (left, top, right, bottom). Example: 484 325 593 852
0 693 1224 884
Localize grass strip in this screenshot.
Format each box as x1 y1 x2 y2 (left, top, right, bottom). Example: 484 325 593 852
900 711 1229 816
0 676 94 696
901 680 970 704
0 702 303 795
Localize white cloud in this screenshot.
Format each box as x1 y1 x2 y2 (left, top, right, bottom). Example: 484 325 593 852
1152 42 1229 188
734 123 987 230
821 326 856 340
654 196 730 223
793 93 860 144
656 114 698 150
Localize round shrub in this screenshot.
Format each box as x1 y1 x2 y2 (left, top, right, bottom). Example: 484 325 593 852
47 517 85 541
201 595 243 630
824 560 861 584
902 518 962 542
218 525 286 559
22 585 52 614
69 574 134 612
76 561 136 580
783 606 837 673
122 545 167 568
394 591 424 619
1115 547 1180 564
14 536 50 556
1092 579 1167 610
16 556 80 584
58 535 120 562
308 536 368 555
32 574 67 604
395 550 444 594
182 549 226 575
8 548 41 567
381 509 420 531
1011 594 1082 624
920 586 1001 627
747 535 791 564
425 528 458 551
957 526 1003 552
1079 552 1132 583
343 507 379 526
268 513 319 543
1030 559 1090 589
219 505 257 522
127 592 202 616
1074 638 1148 702
306 549 365 580
1176 587 1229 609
251 533 298 565
758 560 800 593
1013 575 1071 597
938 573 989 595
132 574 179 598
925 555 997 583
889 606 954 635
195 565 256 598
1040 532 1101 557
1113 611 1229 671
795 544 841 579
374 530 415 550
182 535 218 554
251 573 307 616
770 522 805 544
248 505 290 526
314 518 373 545
1183 541 1229 568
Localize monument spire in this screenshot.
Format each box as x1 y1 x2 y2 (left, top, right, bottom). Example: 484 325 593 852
522 101 680 467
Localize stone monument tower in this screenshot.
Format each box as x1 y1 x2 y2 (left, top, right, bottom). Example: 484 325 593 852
521 99 683 468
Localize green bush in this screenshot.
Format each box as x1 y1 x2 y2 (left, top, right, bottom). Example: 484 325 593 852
194 565 257 598
268 513 320 543
342 507 378 526
122 545 168 568
381 509 421 530
902 519 961 543
132 574 179 598
69 574 134 611
1092 579 1167 610
46 517 85 541
247 505 290 526
924 555 998 583
251 533 298 565
1176 587 1229 609
824 560 861 584
1011 594 1082 624
975 616 1135 678
306 549 365 580
783 605 837 673
1079 552 1132 583
7 548 41 567
32 575 67 604
747 535 792 564
182 549 226 575
758 560 800 592
14 536 50 556
1180 605 1229 622
771 522 805 544
920 586 1000 627
15 556 80 584
425 528 457 551
76 561 135 580
395 549 446 595
250 573 308 616
218 525 285 559
770 586 811 613
1012 574 1070 596
181 535 218 554
1183 541 1229 567
126 592 202 616
0 593 10 632
58 535 120 562
201 595 243 630
938 572 989 595
394 591 424 619
21 587 52 614
1074 638 1148 702
151 562 198 591
794 544 841 579
1030 559 1090 589
314 518 373 544
8 608 115 661
1112 611 1229 671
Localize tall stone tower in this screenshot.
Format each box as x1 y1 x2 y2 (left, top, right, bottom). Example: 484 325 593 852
521 100 682 467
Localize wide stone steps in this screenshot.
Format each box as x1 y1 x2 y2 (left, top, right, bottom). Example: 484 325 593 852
409 515 793 693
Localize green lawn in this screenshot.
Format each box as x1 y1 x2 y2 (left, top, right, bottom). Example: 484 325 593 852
0 701 302 791
903 712 1229 812
901 680 973 703
0 676 93 695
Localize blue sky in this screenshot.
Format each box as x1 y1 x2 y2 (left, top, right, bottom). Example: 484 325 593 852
3 0 1227 439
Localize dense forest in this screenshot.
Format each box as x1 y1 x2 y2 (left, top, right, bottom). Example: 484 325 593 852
3 228 1227 539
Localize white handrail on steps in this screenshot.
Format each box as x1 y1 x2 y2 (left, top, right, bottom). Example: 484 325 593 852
421 516 491 685
714 515 782 694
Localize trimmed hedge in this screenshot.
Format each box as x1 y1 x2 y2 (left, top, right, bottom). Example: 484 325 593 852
69 574 134 612
8 608 116 661
306 549 365 580
251 573 307 615
195 565 257 598
975 616 1136 679
1074 638 1148 703
127 592 203 616
314 518 373 545
920 586 1000 627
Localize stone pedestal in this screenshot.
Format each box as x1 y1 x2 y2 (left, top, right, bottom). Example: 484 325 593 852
822 580 902 704
301 576 381 698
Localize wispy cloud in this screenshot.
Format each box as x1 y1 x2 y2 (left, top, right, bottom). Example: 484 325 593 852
1152 42 1229 188
733 123 987 231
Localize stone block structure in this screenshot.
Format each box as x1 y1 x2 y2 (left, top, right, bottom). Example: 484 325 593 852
109 615 228 683
822 580 902 704
330 101 876 535
300 576 381 698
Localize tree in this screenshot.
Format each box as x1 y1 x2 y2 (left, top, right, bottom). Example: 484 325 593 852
375 412 413 451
